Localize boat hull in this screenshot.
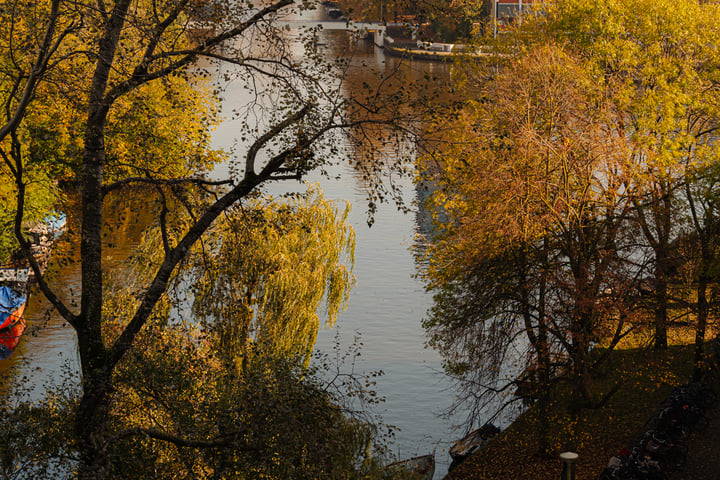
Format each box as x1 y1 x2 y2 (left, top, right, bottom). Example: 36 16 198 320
386 454 435 480
0 277 29 360
0 301 25 330
449 424 500 461
0 314 26 360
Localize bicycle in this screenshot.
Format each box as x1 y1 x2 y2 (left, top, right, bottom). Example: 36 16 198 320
639 429 687 472
659 401 709 433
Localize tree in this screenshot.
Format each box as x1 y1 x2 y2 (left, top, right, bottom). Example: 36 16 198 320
419 0 720 434
420 44 635 416
0 0 407 477
680 159 720 381
516 0 720 351
184 185 355 368
0 1 221 258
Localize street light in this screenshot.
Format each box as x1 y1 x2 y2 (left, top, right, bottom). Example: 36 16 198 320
560 452 579 480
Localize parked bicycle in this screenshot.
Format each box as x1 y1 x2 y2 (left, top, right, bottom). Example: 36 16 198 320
666 382 717 412
598 381 715 480
659 401 709 433
598 447 667 480
639 429 687 472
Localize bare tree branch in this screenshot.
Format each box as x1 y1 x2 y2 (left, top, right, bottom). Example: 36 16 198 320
103 176 233 196
110 427 259 451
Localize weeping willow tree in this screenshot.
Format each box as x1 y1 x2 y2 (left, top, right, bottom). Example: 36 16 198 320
4 185 368 479
100 184 367 479
187 184 356 369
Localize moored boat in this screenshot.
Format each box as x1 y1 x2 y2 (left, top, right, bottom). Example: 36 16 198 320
385 453 435 479
0 285 26 330
0 213 64 360
449 423 500 466
0 312 26 360
0 214 67 360
0 281 28 360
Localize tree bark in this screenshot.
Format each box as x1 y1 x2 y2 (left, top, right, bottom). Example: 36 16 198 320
693 234 712 382
76 2 133 477
654 249 669 350
633 192 674 351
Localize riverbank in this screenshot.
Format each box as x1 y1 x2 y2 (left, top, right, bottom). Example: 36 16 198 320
319 3 467 63
382 42 456 62
443 342 719 480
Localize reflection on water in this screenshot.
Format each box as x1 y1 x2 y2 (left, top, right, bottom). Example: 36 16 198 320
310 163 456 477
4 4 461 479
3 195 156 401
2 241 81 400
228 6 458 477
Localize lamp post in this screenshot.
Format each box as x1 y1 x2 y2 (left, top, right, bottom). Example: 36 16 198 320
560 452 579 480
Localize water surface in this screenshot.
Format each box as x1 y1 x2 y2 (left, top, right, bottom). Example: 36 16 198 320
6 5 463 478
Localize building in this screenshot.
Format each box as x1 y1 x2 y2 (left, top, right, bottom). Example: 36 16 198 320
493 0 534 23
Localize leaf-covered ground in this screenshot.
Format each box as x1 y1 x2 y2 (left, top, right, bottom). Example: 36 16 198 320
443 344 720 480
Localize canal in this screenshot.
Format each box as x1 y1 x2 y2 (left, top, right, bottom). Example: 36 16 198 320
4 4 462 478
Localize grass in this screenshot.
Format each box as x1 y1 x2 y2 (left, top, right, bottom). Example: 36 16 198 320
444 333 715 480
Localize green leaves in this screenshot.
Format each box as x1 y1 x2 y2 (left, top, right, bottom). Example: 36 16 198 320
187 184 356 368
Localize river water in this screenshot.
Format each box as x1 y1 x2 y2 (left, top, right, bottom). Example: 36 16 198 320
211 5 462 475
3 4 461 478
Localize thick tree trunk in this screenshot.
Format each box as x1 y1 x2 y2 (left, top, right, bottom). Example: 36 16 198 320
653 193 674 350
570 330 593 405
571 260 594 407
75 2 133 478
76 360 113 480
75 80 115 480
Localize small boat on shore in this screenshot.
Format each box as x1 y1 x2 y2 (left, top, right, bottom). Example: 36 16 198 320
449 423 500 467
385 454 435 479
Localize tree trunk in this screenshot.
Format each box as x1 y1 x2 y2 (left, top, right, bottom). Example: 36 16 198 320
570 330 593 406
571 261 594 407
76 362 113 479
654 248 670 350
693 241 711 382
75 311 114 479
633 194 673 351
75 2 133 477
